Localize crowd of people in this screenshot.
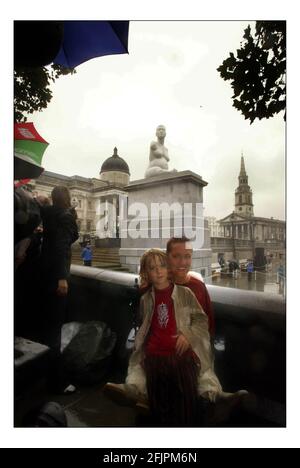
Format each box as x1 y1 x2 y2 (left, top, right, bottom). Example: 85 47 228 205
15 184 79 394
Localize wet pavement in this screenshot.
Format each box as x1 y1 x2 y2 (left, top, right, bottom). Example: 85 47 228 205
15 353 285 428
212 269 285 297
62 384 137 427
16 381 138 428
33 381 284 428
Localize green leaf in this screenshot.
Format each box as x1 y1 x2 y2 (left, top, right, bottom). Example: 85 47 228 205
218 20 286 123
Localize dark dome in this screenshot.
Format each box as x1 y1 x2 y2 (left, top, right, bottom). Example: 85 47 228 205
100 147 130 175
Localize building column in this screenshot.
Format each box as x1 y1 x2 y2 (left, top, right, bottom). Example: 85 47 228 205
105 199 109 237
113 196 117 237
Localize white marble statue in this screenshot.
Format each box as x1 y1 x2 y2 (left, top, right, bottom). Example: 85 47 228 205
145 125 171 178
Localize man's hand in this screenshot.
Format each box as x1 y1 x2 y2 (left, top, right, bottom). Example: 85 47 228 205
57 279 68 296
174 333 190 356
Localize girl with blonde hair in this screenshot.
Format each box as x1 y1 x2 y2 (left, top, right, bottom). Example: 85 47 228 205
105 248 223 425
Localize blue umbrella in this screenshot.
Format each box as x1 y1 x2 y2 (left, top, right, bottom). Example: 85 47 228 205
53 21 129 68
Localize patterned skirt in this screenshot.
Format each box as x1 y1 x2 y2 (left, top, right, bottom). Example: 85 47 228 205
144 352 200 426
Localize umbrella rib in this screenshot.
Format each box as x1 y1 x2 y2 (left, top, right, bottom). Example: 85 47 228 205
108 22 129 55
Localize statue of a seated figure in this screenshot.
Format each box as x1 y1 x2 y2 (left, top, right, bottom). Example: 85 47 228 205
145 125 172 178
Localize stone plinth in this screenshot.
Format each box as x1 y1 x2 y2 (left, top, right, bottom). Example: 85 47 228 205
119 170 212 279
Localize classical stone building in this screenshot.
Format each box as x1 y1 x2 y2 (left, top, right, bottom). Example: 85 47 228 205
205 216 224 238
211 156 285 265
30 147 130 245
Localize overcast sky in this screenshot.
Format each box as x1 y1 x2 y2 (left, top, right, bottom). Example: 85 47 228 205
29 21 285 221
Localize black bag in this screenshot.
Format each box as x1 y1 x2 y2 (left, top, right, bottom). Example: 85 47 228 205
61 321 117 384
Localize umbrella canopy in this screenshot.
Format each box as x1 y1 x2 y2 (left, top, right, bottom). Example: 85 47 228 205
14 178 31 188
53 21 129 68
14 21 64 68
14 122 49 179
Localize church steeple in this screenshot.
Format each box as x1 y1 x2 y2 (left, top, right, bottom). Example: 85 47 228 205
240 155 246 175
235 155 254 217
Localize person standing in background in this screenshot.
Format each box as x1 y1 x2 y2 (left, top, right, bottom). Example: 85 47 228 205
247 260 254 281
39 185 79 394
81 242 93 266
